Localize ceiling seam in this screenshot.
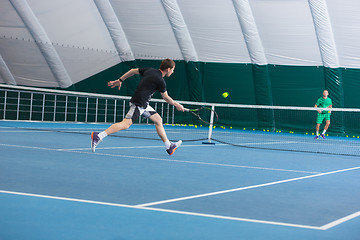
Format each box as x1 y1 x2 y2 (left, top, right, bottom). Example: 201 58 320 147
0 54 17 85
9 0 73 88
93 0 135 62
232 0 267 65
308 0 340 68
160 0 198 62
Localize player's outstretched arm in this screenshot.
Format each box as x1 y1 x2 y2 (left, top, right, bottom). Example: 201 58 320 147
108 68 140 90
161 91 184 112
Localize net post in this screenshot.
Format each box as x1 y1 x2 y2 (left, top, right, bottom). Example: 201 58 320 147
203 105 216 145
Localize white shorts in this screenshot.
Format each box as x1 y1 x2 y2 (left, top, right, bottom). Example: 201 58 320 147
125 103 157 122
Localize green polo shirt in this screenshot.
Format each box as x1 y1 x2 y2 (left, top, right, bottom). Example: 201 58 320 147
316 97 332 108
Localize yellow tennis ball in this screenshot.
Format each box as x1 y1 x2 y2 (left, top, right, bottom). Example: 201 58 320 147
222 92 229 98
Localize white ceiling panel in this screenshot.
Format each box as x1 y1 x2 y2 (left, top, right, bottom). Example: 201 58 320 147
0 0 359 87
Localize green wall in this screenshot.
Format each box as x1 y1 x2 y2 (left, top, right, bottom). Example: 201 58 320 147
74 60 360 108
70 60 360 136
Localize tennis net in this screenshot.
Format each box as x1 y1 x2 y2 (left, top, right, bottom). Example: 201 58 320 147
208 104 360 156
1 84 359 156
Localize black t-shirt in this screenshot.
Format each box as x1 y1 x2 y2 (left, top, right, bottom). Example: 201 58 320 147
130 68 167 108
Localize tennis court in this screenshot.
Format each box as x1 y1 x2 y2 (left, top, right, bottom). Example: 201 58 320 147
2 1 360 239
1 120 360 240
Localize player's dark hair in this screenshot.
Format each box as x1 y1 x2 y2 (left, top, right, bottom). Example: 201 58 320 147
159 58 175 70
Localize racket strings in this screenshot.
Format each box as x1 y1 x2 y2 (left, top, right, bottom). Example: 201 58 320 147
185 106 218 125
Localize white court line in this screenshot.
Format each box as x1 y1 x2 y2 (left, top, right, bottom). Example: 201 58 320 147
61 144 227 151
0 143 319 174
0 131 49 133
320 211 360 230
136 166 360 207
63 140 300 151
2 145 360 229
0 190 321 230
240 141 298 146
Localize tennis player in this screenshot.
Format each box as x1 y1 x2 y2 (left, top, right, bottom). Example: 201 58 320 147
314 90 332 139
91 58 184 155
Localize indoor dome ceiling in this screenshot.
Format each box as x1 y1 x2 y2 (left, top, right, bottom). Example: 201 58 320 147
1 0 359 88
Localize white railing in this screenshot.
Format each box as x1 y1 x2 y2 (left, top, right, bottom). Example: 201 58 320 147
0 84 181 124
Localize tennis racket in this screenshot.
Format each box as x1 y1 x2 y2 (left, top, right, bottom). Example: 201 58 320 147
184 106 218 125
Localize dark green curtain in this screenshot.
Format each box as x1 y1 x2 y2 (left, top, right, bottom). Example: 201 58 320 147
185 61 204 102
70 61 360 136
324 67 344 135
252 64 275 130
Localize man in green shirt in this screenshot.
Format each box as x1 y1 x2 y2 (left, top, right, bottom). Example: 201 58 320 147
314 90 332 139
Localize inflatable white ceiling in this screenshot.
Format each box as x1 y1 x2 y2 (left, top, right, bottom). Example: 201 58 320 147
1 0 360 88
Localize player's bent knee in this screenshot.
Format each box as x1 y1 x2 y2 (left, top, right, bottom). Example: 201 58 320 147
123 124 131 130
121 119 133 130
154 120 163 127
150 114 163 126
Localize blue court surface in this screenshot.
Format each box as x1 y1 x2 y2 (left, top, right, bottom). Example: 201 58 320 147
1 121 360 240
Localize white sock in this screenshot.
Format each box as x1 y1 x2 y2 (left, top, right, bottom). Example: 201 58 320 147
322 129 327 135
164 140 171 149
316 131 319 136
98 131 108 140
